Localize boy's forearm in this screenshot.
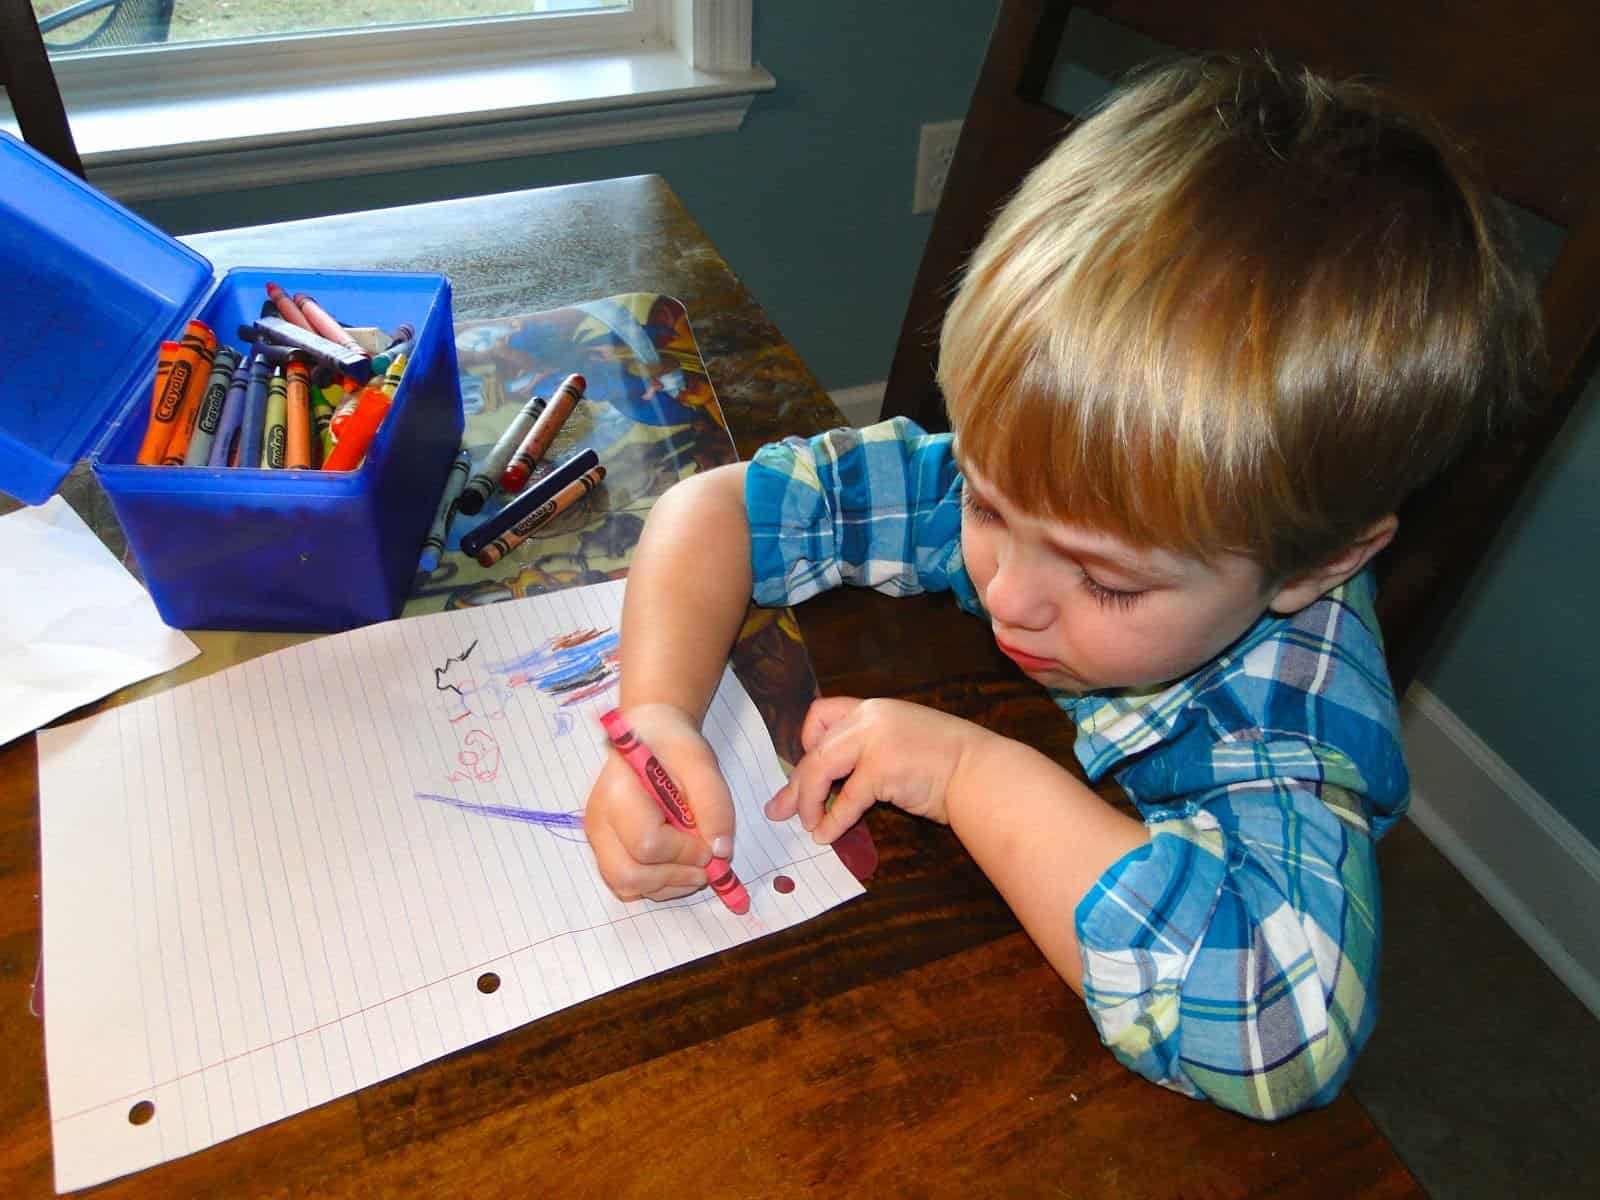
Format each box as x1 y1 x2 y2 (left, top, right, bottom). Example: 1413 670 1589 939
946 731 1148 994
619 463 754 721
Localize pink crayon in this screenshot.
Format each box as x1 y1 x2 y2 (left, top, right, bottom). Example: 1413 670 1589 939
598 708 750 915
293 291 367 355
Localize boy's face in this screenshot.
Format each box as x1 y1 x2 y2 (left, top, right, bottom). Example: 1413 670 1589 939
958 464 1277 694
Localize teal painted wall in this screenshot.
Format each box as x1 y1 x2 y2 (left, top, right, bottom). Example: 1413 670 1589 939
130 1 1598 846
132 1 1003 395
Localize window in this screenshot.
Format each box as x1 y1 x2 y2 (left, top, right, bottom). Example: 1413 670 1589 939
36 0 633 53
11 0 770 201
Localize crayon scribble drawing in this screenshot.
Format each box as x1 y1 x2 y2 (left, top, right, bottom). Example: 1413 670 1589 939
420 625 621 838
490 625 620 707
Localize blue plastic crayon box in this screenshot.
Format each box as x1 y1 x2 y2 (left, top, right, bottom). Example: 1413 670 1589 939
0 132 464 631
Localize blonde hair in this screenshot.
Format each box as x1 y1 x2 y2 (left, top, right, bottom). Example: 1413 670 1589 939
939 53 1543 579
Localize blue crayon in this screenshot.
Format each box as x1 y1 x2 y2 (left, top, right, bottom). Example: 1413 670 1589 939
236 353 275 470
459 447 600 559
418 448 472 573
207 353 254 467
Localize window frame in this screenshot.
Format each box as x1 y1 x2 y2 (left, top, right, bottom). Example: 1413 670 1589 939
13 0 769 201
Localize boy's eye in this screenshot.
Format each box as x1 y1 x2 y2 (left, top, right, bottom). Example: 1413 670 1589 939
1080 572 1145 610
960 486 1000 524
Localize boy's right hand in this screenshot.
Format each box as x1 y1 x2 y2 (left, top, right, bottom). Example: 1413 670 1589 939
585 702 737 903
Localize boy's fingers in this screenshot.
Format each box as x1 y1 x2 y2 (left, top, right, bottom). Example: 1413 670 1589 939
609 785 712 867
589 825 707 901
787 727 863 831
669 743 739 863
811 773 877 844
800 695 865 753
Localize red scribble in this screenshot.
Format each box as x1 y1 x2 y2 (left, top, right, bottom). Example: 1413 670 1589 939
549 627 606 650
448 728 501 783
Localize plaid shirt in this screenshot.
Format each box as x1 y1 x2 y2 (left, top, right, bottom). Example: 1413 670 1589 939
746 418 1408 1120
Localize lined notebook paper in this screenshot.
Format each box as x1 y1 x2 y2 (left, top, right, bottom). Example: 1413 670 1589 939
37 577 863 1192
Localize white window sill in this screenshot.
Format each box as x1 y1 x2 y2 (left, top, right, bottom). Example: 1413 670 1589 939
11 35 772 203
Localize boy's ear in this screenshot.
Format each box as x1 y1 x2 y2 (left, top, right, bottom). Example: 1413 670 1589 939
1267 514 1399 615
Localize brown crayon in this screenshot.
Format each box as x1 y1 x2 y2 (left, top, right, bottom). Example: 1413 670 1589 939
477 465 606 566
138 321 216 466
285 359 313 469
500 373 585 492
265 281 314 330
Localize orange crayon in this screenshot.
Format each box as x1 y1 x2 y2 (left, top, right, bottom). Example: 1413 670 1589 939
285 359 313 469
476 465 606 566
137 321 216 466
500 373 585 492
320 388 390 471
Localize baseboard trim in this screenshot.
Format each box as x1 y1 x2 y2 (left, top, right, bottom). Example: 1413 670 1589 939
828 382 886 427
1401 685 1600 1020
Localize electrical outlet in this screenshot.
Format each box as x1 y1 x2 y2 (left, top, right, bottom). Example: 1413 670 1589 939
913 120 963 214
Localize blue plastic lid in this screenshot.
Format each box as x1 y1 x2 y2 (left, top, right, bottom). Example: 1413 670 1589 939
0 131 214 504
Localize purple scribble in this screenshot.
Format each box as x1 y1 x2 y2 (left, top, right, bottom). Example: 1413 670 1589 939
415 792 588 842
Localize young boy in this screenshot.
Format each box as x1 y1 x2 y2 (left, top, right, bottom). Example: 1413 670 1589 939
584 54 1542 1119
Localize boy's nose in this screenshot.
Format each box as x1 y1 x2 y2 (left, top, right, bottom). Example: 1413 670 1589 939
983 552 1055 631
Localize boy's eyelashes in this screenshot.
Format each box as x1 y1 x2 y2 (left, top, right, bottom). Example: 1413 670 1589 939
1078 572 1146 610
961 485 1147 609
960 487 1000 524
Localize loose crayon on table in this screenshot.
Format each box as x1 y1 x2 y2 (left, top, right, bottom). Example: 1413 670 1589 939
265 281 314 330
262 368 289 468
501 373 585 492
476 465 606 566
183 345 241 466
456 393 548 515
135 321 215 465
319 387 390 471
239 315 372 384
293 291 366 354
458 446 601 558
285 359 313 469
208 353 253 467
236 353 274 470
418 448 472 572
598 708 751 916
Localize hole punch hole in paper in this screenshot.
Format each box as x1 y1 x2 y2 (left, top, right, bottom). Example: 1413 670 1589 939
128 1100 155 1126
772 874 795 894
477 972 501 994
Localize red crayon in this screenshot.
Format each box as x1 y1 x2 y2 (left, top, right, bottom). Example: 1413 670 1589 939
265 281 314 330
598 708 751 916
501 373 585 492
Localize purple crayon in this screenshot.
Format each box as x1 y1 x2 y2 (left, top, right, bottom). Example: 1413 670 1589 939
207 353 255 467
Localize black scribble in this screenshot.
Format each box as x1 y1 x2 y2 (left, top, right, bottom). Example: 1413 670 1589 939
434 639 479 696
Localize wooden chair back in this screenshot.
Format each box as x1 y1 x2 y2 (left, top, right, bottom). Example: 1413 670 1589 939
883 0 1600 691
0 0 85 176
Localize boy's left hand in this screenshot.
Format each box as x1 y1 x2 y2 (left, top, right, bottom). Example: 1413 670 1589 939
766 696 986 843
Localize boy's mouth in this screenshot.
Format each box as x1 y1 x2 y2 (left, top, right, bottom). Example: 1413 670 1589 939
994 638 1057 672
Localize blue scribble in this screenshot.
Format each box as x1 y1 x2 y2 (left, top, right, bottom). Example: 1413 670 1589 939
416 792 588 843
489 629 620 703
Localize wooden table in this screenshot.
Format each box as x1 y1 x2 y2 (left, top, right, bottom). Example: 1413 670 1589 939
0 176 1421 1197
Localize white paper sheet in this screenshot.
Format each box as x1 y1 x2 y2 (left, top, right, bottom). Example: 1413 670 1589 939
36 577 862 1192
0 496 199 746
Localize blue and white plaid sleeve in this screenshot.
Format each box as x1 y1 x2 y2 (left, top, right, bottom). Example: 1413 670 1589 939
745 417 970 607
1075 777 1380 1120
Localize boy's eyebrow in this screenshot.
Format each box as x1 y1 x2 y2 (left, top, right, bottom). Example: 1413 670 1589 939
958 463 1186 584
